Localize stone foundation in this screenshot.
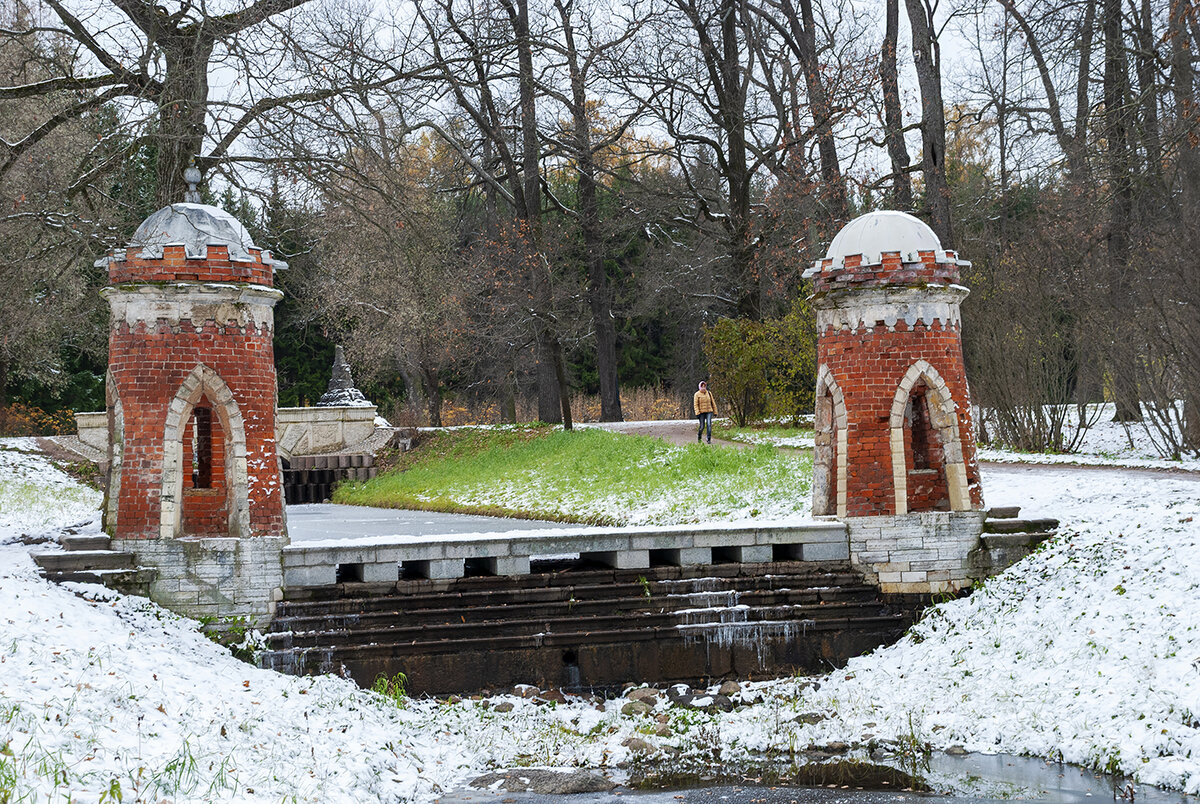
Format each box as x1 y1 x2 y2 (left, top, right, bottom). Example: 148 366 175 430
844 510 985 594
114 536 285 625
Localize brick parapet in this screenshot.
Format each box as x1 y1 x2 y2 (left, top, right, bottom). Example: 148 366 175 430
105 243 278 286
809 250 967 294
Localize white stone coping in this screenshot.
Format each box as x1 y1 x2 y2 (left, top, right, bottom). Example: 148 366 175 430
281 520 850 585
276 406 378 424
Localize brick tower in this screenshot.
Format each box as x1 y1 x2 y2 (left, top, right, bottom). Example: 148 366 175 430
99 191 288 622
806 211 984 594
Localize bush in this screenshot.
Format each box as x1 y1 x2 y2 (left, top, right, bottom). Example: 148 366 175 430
702 298 817 427
0 403 77 437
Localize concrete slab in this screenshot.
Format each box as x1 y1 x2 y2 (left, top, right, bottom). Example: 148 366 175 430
286 504 570 542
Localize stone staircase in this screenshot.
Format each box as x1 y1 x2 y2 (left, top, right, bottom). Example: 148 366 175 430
969 506 1060 579
31 533 157 595
282 453 377 504
259 561 916 694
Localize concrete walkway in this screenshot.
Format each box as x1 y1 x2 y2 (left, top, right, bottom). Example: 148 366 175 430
286 504 571 543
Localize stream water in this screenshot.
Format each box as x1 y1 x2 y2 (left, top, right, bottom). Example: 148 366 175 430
438 753 1199 804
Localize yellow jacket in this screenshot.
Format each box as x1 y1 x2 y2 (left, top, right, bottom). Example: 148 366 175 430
693 390 717 415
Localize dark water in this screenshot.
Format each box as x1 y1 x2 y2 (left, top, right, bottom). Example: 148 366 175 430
438 753 1199 804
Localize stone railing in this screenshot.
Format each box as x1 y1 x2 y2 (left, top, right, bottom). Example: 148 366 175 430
276 405 377 458
76 404 380 460
281 520 850 587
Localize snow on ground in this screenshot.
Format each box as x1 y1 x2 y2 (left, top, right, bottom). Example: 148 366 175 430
3 439 1200 800
979 403 1200 472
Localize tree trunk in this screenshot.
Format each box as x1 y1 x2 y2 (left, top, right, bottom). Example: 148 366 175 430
552 336 573 430
881 0 912 209
422 366 442 428
159 39 214 206
788 0 847 220
1103 0 1142 422
558 1 623 422
510 0 563 423
904 0 953 247
720 0 757 319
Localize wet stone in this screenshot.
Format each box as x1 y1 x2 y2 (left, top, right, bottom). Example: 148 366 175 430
470 769 615 794
622 700 653 717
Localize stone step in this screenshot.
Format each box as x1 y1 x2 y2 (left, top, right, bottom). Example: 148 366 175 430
276 573 870 615
982 517 1059 534
61 535 112 552
265 598 893 651
986 506 1022 519
982 531 1057 550
33 550 134 573
257 610 912 690
270 584 882 634
278 563 863 609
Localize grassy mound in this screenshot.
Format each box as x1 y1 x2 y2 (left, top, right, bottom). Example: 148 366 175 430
333 425 813 526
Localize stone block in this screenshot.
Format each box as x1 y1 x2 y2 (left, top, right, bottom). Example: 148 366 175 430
424 559 465 580
878 571 903 584
284 565 336 587
486 556 531 576
901 571 927 583
731 545 773 563
633 531 696 550
443 539 511 559
800 541 850 561
692 530 754 549
361 561 399 583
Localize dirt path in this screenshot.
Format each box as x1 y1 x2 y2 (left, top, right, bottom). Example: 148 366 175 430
581 419 753 449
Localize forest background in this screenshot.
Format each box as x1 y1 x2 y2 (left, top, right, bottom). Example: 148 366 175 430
1 0 1198 458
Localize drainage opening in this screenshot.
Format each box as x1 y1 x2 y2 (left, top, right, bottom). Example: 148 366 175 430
463 557 495 577
649 549 680 567
562 649 578 666
336 563 364 583
711 546 740 564
772 543 802 562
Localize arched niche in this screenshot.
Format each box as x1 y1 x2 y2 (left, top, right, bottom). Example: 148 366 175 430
888 360 971 514
160 365 251 539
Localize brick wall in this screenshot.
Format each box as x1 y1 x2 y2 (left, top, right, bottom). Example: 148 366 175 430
107 315 284 540
817 317 982 516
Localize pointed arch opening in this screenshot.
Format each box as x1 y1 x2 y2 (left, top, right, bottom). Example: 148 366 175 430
161 365 250 539
889 360 971 514
814 365 848 517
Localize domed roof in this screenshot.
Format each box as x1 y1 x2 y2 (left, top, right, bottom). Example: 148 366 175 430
131 202 258 262
825 210 942 265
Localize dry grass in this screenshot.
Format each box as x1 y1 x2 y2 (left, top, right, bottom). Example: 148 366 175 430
385 385 693 427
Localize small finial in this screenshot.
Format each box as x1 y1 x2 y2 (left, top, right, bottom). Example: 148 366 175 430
183 163 202 204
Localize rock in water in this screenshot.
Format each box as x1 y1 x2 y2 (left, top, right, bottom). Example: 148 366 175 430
470 769 615 794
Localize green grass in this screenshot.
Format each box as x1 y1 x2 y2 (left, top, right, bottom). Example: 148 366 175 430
714 422 815 446
334 425 813 525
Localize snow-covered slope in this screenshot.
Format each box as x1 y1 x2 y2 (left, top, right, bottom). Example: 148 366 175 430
2 439 1198 801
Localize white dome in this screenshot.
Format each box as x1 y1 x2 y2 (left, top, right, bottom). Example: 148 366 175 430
131 202 258 262
825 210 941 264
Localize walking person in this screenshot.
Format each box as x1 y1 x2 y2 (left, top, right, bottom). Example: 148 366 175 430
694 381 717 443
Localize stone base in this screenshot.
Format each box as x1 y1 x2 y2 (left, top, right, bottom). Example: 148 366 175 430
112 536 285 626
845 510 985 594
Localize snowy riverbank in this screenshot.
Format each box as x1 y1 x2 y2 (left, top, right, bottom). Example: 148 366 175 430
1 439 1198 801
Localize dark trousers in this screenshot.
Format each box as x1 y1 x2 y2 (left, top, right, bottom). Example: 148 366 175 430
697 412 713 441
